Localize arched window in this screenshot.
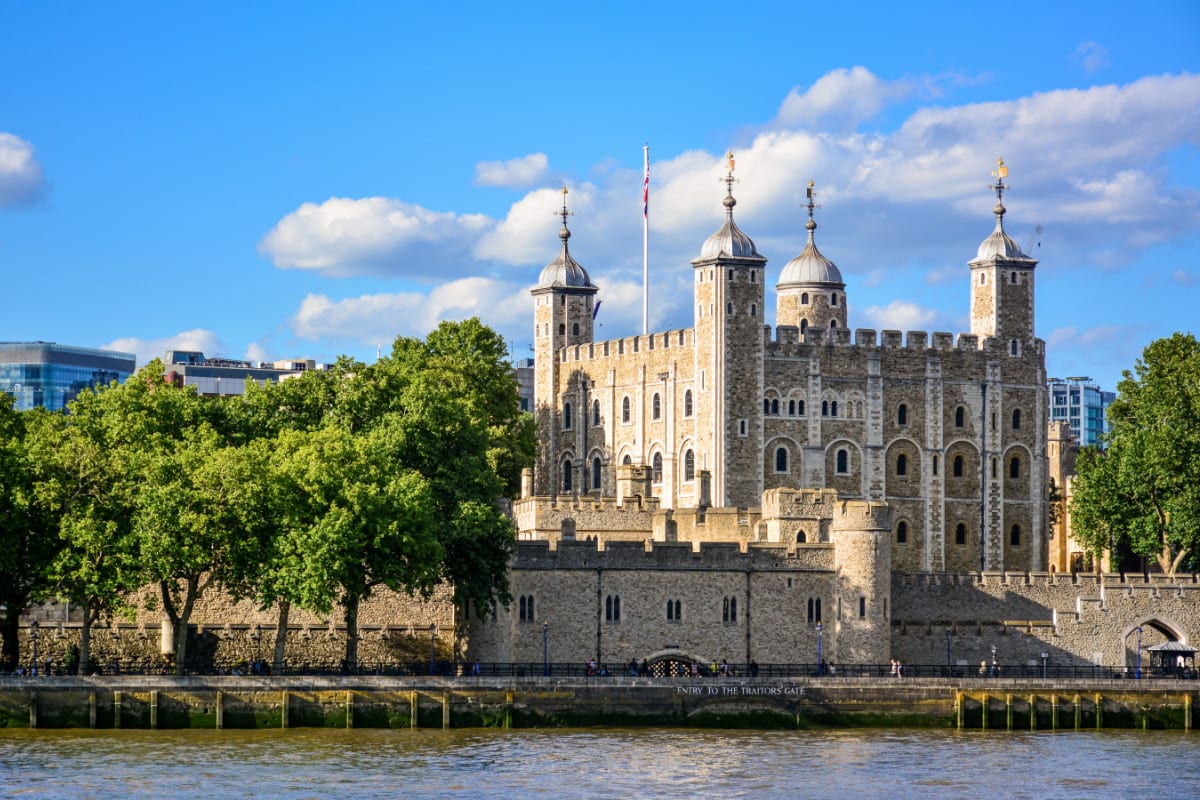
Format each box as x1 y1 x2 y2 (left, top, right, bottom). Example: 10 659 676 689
896 520 908 544
932 455 939 476
1010 271 1018 284
1012 409 1021 430
722 596 737 623
726 302 733 315
572 322 580 336
728 269 733 280
822 401 828 416
605 594 621 622
980 273 987 285
622 454 632 465
953 455 964 477
801 292 809 305
652 452 663 482
831 401 838 417
831 293 838 306
764 398 770 414
955 523 967 545
592 399 601 426
955 406 965 428
563 402 572 430
797 531 807 544
1010 525 1021 547
896 453 907 476
1010 339 1019 356
652 393 661 420
558 323 565 335
684 390 693 417
830 320 837 329
750 303 757 317
992 458 998 479
775 447 788 473
1009 456 1021 479
562 461 572 492
800 319 808 335
797 400 805 416
621 396 631 424
591 457 602 491
898 404 908 425
770 399 779 415
684 449 695 481
836 449 848 474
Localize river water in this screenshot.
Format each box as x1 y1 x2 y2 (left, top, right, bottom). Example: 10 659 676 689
1 727 1195 799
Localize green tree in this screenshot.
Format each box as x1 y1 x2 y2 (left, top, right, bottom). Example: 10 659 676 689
0 400 62 672
1070 333 1200 574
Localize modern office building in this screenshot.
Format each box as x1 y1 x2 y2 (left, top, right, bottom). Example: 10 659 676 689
163 350 328 396
0 342 136 411
513 357 534 413
1047 377 1114 447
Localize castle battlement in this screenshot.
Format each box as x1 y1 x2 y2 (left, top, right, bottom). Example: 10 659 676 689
560 329 696 365
896 570 1200 589
761 325 1044 360
513 537 832 571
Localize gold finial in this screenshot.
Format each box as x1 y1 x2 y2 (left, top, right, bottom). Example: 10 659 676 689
806 179 815 200
992 158 1008 179
727 150 735 173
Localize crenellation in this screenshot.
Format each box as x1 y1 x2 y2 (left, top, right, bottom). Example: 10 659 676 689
905 331 927 349
855 329 877 347
881 330 902 348
932 332 954 350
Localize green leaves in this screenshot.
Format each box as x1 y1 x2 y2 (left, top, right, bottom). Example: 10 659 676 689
1071 332 1200 573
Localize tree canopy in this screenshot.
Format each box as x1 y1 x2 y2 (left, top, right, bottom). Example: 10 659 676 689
1070 332 1200 574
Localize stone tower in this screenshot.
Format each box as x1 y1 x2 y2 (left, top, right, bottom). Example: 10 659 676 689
775 181 847 337
690 153 768 508
831 500 892 665
531 188 598 496
969 159 1038 351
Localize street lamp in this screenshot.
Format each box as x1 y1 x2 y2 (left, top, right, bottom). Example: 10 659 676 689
1132 623 1142 681
990 644 997 677
815 622 823 676
542 622 549 677
29 621 39 677
945 628 952 673
1041 652 1049 679
429 623 437 676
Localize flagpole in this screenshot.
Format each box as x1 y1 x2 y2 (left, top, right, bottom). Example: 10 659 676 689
642 144 649 336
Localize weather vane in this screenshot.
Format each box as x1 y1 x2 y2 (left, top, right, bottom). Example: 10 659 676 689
991 157 1009 202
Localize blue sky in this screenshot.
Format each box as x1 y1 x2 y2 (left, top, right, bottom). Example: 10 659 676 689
1 1 1198 391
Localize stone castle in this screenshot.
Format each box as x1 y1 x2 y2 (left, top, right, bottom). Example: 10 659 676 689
465 158 1197 673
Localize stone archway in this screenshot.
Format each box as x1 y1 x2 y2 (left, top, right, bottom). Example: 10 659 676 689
639 648 711 678
1123 619 1186 677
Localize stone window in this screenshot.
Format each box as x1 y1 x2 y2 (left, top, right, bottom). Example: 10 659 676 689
1010 524 1021 547
896 520 908 544
728 269 734 280
992 458 998 479
836 449 849 474
801 319 809 335
896 454 907 477
775 447 788 473
953 456 964 477
822 401 828 416
652 393 662 420
797 531 806 543
622 454 632 465
652 452 663 482
563 402 572 430
1009 456 1021 479
764 398 770 415
831 293 838 306
558 323 565 335
1011 271 1018 284
684 449 695 482
591 457 602 491
1010 339 1020 356
592 399 601 426
561 461 572 492
797 400 806 416
726 302 733 315
859 597 866 618
830 320 837 329
684 390 693 417
666 599 682 622
751 303 757 317
955 406 965 428
831 401 839 417
621 396 631 424
807 597 822 624
788 399 796 415
980 273 987 285
519 595 535 622
739 419 747 436
722 596 738 624
1012 409 1021 430
898 404 908 426
605 594 621 623
955 523 967 546
572 322 580 336
771 399 779 415
801 292 809 305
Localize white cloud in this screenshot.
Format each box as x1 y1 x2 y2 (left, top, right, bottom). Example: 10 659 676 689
773 67 915 131
474 153 550 187
258 197 494 278
1074 41 1110 74
860 301 939 331
0 133 47 207
1171 269 1200 287
104 329 225 369
290 278 533 346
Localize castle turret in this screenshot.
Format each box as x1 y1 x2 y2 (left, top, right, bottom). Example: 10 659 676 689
831 500 892 665
776 181 847 336
969 159 1038 351
691 152 768 507
532 188 598 496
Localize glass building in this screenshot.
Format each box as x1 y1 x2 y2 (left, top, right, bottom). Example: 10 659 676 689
0 342 136 412
1047 377 1115 447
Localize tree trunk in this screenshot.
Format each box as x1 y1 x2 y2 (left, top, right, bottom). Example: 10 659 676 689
161 576 200 675
272 601 290 675
343 593 359 673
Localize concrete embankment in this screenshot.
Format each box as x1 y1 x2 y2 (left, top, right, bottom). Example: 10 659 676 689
0 676 1194 731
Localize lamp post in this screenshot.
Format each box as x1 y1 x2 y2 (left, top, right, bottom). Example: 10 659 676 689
1132 623 1142 681
542 622 549 677
945 628 952 673
1041 652 1049 679
29 621 39 677
990 644 997 677
429 623 437 676
815 622 823 676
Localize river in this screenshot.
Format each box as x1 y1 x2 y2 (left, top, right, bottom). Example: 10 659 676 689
1 727 1195 799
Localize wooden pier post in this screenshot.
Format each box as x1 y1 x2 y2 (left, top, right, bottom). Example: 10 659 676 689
1094 693 1103 730
28 691 37 729
981 694 989 731
281 691 289 729
1050 694 1058 731
410 691 418 729
442 690 450 729
216 690 224 729
114 691 122 729
150 690 158 729
89 692 97 729
345 691 354 729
